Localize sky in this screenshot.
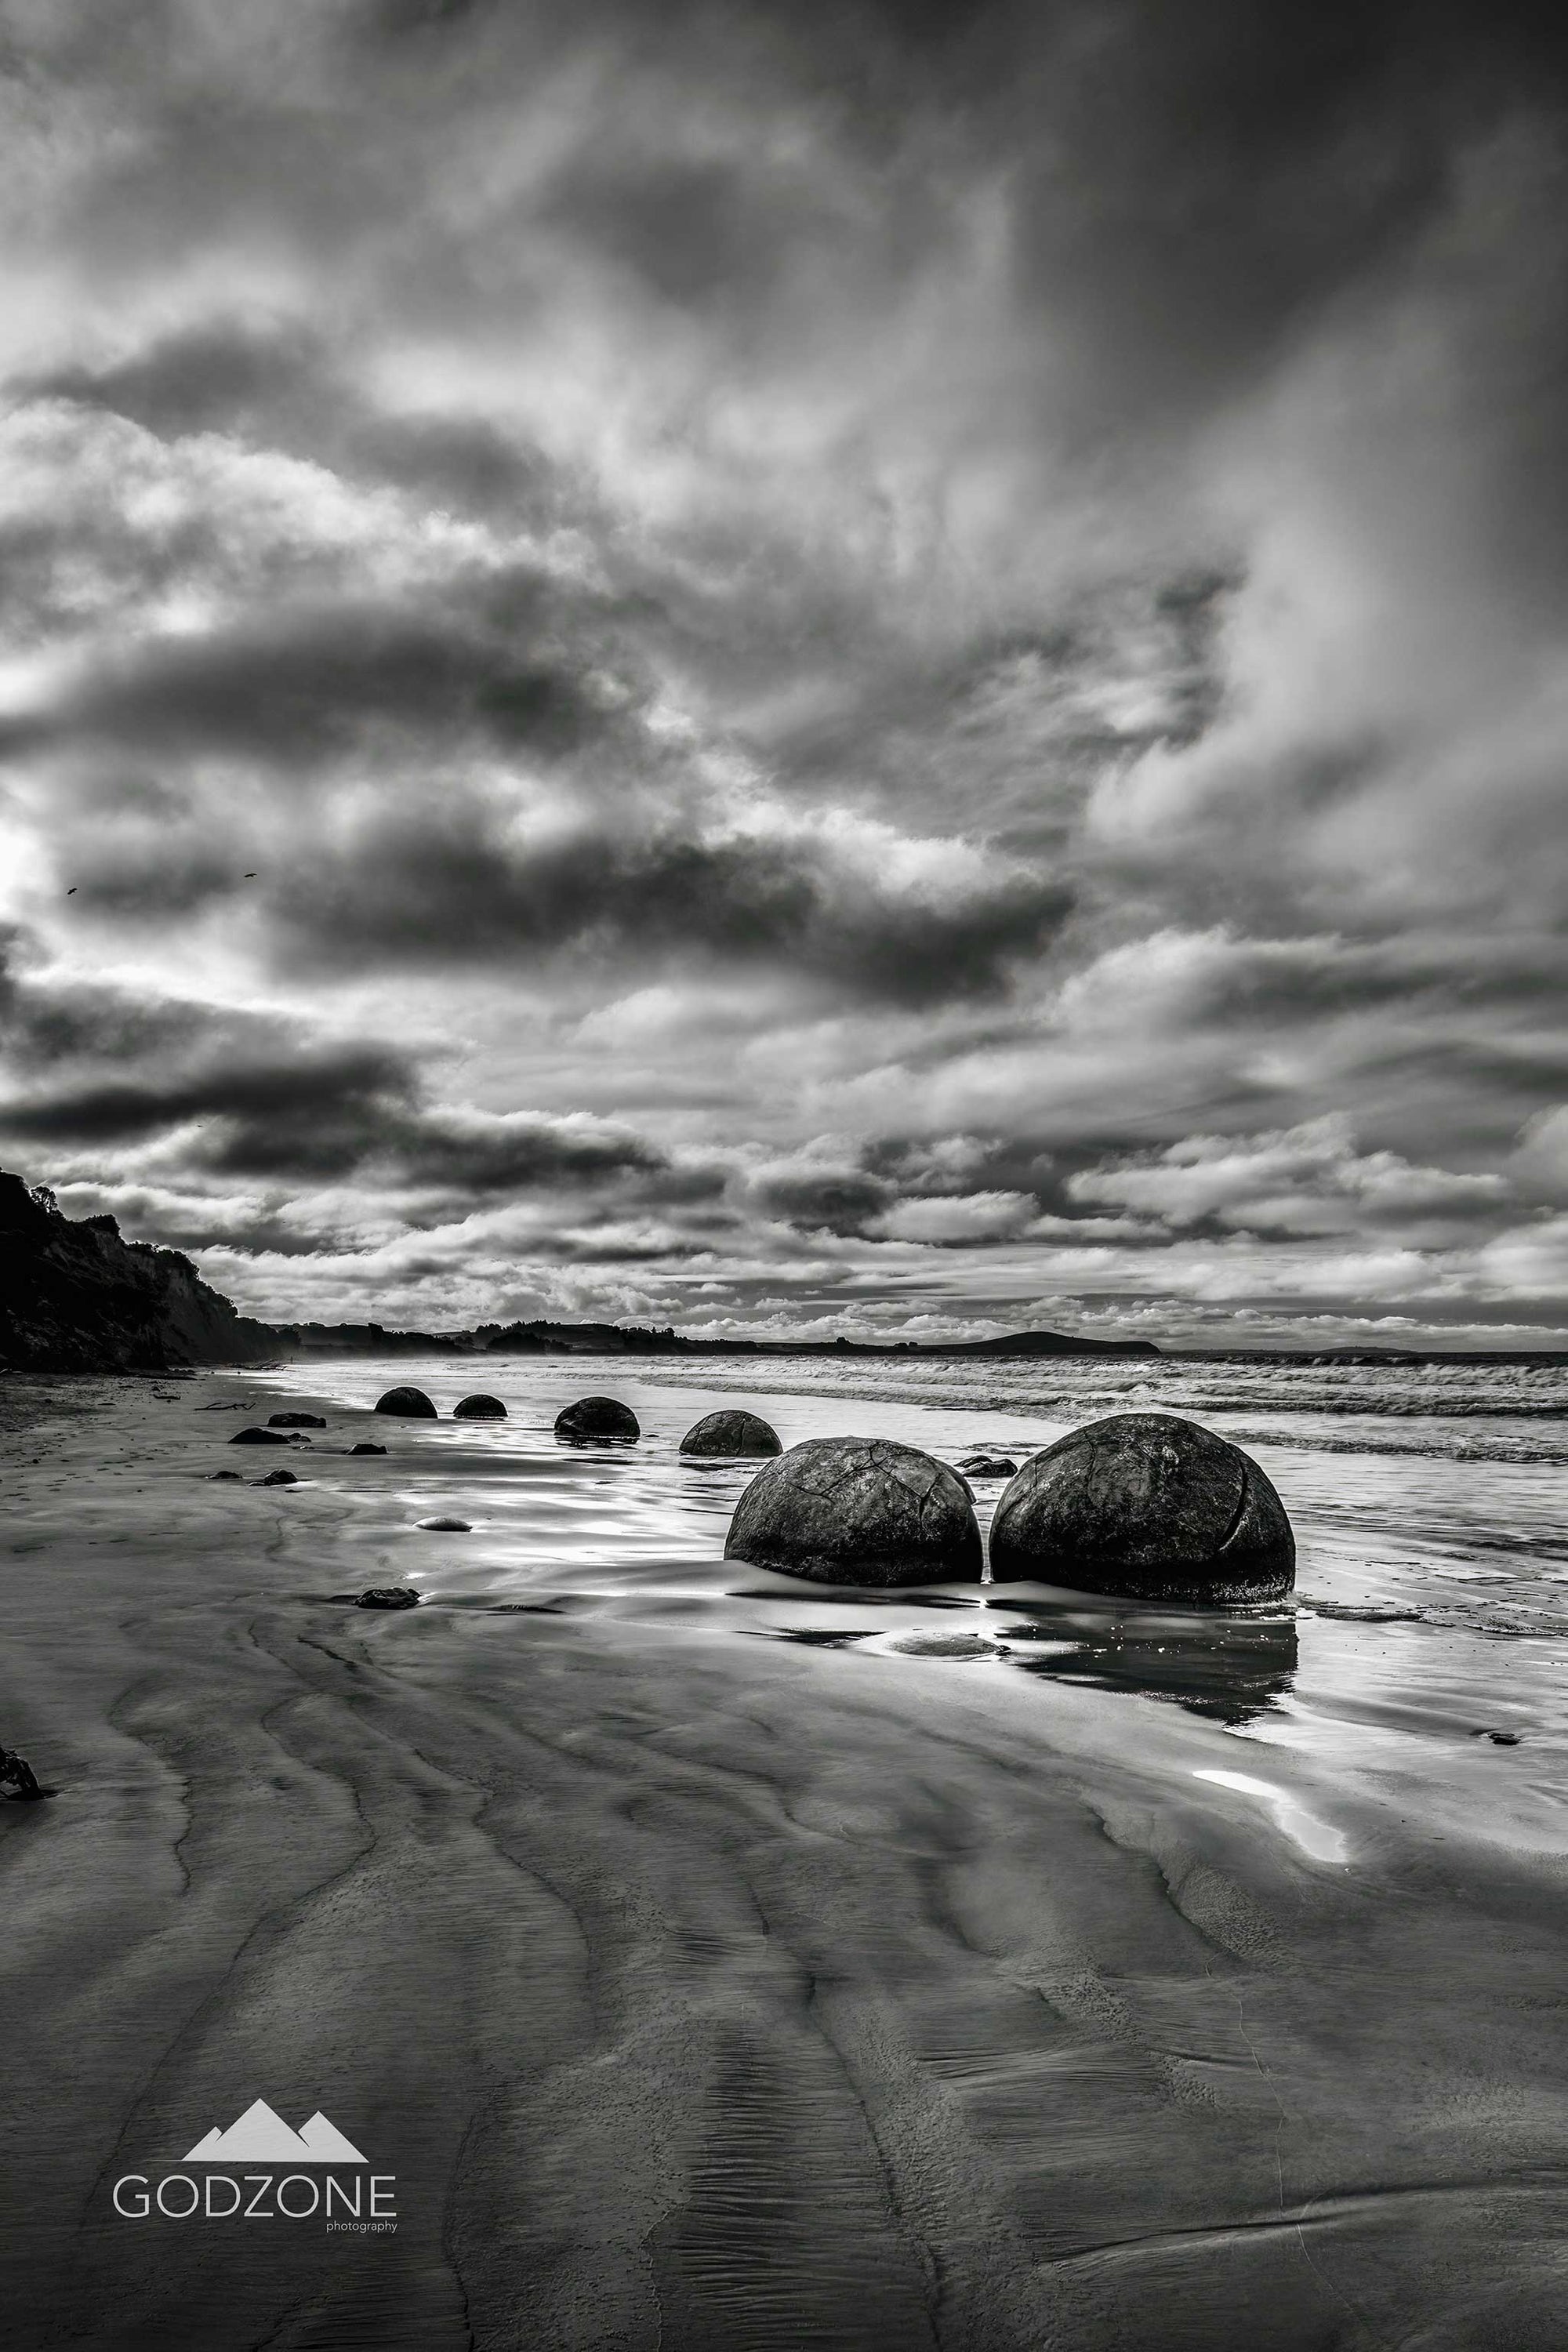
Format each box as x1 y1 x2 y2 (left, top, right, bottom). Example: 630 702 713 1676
2 0 1568 1347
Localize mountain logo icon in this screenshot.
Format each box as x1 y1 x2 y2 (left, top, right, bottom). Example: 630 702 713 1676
183 2100 367 2165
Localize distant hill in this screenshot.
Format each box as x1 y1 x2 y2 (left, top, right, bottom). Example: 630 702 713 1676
278 1316 1160 1360
0 1174 276 1374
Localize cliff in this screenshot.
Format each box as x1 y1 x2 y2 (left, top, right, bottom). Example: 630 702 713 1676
0 1174 278 1374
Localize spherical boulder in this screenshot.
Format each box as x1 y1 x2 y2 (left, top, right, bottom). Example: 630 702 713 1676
987 1412 1294 1602
554 1396 640 1443
680 1409 782 1458
374 1386 438 1419
453 1393 507 1420
724 1436 982 1588
230 1425 292 1446
269 1411 325 1428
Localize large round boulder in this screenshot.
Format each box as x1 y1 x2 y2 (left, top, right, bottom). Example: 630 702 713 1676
724 1436 982 1587
987 1412 1294 1602
453 1393 507 1420
680 1408 782 1458
554 1396 640 1443
374 1386 438 1419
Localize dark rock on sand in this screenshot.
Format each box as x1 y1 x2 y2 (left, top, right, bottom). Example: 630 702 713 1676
680 1408 782 1457
230 1425 292 1446
956 1454 1018 1479
418 1516 471 1531
209 1469 243 1481
268 1411 325 1428
0 1744 42 1798
256 1468 299 1486
356 1586 419 1610
554 1396 640 1443
725 1436 982 1588
375 1386 438 1418
988 1412 1295 1602
349 1443 387 1455
452 1393 507 1419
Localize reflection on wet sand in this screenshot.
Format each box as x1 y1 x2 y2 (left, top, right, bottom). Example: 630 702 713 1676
989 1596 1299 1726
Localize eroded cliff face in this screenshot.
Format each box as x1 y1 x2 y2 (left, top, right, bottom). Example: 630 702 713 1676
0 1174 276 1372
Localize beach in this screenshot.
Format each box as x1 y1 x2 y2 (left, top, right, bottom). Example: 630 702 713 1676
2 1359 1566 2352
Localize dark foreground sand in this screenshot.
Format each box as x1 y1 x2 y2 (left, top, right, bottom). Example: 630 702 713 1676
2 1376 1565 2351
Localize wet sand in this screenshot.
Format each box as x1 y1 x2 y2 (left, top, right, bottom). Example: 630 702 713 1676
2 1370 1566 2351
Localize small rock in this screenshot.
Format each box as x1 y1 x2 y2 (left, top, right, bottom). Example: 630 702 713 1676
209 1469 244 1481
356 1587 419 1611
348 1443 388 1456
681 1409 782 1457
230 1425 292 1446
417 1515 471 1532
453 1393 507 1420
554 1396 640 1443
956 1454 1018 1479
256 1468 299 1486
374 1386 438 1419
269 1411 326 1428
0 1744 42 1799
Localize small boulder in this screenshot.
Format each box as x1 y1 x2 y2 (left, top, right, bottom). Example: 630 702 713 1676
956 1454 1018 1479
0 1744 42 1798
209 1469 244 1482
987 1412 1294 1602
681 1409 782 1458
348 1443 388 1456
374 1386 438 1418
256 1468 299 1486
554 1396 640 1443
356 1587 419 1610
724 1436 982 1588
230 1426 292 1446
269 1411 326 1428
453 1393 507 1420
417 1516 471 1532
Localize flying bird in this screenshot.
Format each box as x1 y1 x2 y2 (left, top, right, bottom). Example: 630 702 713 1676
66 887 76 895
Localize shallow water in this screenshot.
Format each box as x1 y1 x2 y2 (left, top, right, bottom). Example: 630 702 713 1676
239 1352 1568 1853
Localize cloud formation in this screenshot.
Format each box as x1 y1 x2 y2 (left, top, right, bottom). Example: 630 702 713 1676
2 0 1566 1340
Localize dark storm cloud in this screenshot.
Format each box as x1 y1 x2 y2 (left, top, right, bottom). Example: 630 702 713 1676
264 810 1073 1004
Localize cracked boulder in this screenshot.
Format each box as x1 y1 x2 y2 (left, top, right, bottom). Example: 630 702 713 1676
724 1436 982 1587
987 1412 1294 1602
680 1408 782 1457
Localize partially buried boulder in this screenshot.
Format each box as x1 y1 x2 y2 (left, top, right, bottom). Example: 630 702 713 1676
256 1468 298 1486
680 1409 782 1458
209 1469 243 1481
417 1516 471 1531
230 1425 292 1446
724 1436 982 1588
374 1386 437 1419
987 1412 1294 1602
554 1396 640 1443
269 1410 325 1428
452 1393 506 1420
349 1443 387 1456
356 1587 419 1610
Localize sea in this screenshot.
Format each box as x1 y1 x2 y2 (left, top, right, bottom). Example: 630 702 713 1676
235 1348 1568 1834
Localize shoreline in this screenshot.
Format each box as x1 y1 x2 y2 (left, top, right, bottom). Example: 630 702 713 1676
2 1370 1566 2349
